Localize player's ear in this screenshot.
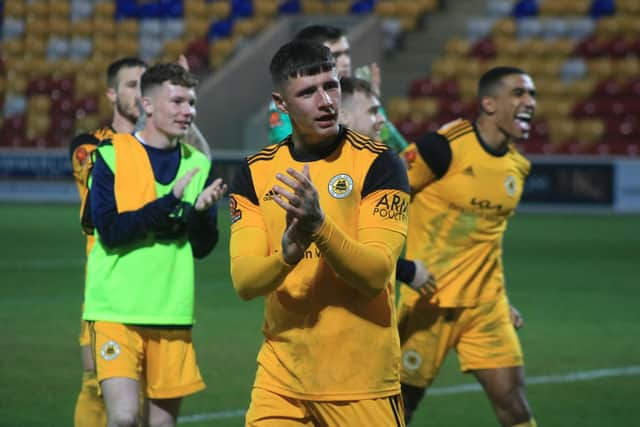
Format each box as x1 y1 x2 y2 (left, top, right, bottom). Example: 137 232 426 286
480 96 496 115
272 91 287 114
106 86 116 104
141 95 153 115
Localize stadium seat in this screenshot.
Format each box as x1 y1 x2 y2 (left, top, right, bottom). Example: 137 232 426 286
511 0 538 18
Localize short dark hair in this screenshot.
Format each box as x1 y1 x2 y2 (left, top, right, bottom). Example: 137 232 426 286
141 63 198 95
294 25 345 44
478 66 526 98
269 40 335 88
340 76 375 100
106 57 147 88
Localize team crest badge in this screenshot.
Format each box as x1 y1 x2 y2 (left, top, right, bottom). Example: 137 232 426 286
402 350 422 371
504 175 517 197
100 340 121 361
328 174 353 199
229 196 242 223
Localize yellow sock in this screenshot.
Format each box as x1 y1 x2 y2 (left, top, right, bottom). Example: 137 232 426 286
513 418 537 427
74 371 106 427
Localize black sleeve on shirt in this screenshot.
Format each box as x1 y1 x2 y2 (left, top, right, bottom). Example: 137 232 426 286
230 158 259 205
187 165 220 259
396 258 416 284
362 149 410 198
414 132 452 179
91 150 181 248
69 133 100 160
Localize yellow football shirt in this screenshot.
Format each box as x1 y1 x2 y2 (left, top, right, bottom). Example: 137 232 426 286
230 128 410 400
70 126 115 255
401 119 530 307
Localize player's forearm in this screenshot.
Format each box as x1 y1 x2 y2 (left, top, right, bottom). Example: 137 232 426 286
312 216 403 298
230 253 293 300
230 227 294 300
187 207 219 258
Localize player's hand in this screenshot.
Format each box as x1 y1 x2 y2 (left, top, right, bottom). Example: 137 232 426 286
177 54 190 71
370 62 381 96
195 177 227 211
510 304 524 329
172 168 200 199
272 165 324 235
410 260 435 295
281 211 312 265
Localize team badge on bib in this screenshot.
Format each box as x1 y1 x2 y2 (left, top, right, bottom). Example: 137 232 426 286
100 340 121 361
504 175 516 197
402 349 422 371
328 174 353 199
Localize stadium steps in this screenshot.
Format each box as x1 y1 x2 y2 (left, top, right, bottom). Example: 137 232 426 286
381 0 490 98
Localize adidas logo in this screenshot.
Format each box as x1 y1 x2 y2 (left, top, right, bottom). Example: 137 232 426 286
263 189 275 201
463 166 475 177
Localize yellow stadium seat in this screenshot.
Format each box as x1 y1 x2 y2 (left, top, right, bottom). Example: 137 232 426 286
254 0 278 17
50 1 71 18
25 16 50 37
184 17 210 40
114 38 139 57
75 74 100 97
49 16 71 37
458 79 477 102
546 38 574 58
375 1 397 17
184 0 207 16
575 119 605 146
26 0 49 18
587 58 614 79
614 57 640 80
444 37 470 57
94 1 116 18
493 38 520 58
385 97 412 122
302 0 327 15
93 37 117 58
117 19 139 37
595 17 621 38
26 114 51 139
28 95 52 114
234 18 261 38
208 0 231 20
163 39 187 60
491 18 516 38
209 38 236 69
94 17 116 36
418 0 439 13
4 0 26 18
75 115 101 135
568 78 596 101
548 118 576 145
326 1 351 15
5 74 28 94
410 97 439 122
71 20 93 37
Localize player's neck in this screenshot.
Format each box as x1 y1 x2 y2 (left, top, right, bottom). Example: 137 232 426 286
137 127 179 150
475 117 510 152
111 114 136 134
290 132 340 160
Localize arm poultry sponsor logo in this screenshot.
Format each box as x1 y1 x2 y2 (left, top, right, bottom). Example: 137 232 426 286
373 193 408 222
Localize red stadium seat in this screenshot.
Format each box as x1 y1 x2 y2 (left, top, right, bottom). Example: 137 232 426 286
409 78 437 98
469 38 496 59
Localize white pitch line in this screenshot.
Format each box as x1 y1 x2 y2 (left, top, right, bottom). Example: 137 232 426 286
178 365 640 424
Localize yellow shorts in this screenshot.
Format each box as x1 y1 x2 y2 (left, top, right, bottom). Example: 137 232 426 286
245 387 405 427
79 318 91 346
90 321 206 399
398 293 523 388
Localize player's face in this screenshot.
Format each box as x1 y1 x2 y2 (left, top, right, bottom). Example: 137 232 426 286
275 68 341 144
324 36 351 78
492 74 536 140
341 92 385 139
112 65 146 123
146 82 196 139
